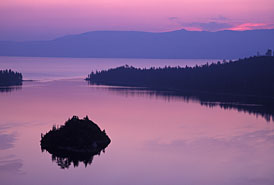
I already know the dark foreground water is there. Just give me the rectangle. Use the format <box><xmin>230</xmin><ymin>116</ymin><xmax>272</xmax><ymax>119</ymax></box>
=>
<box><xmin>0</xmin><ymin>57</ymin><xmax>274</xmax><ymax>185</ymax></box>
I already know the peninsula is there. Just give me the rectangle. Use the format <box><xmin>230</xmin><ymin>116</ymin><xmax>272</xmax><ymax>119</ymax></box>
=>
<box><xmin>86</xmin><ymin>56</ymin><xmax>274</xmax><ymax>97</ymax></box>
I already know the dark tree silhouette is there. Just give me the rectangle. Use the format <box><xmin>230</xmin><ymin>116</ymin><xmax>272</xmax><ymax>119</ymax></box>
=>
<box><xmin>86</xmin><ymin>56</ymin><xmax>274</xmax><ymax>97</ymax></box>
<box><xmin>0</xmin><ymin>69</ymin><xmax>23</xmax><ymax>86</ymax></box>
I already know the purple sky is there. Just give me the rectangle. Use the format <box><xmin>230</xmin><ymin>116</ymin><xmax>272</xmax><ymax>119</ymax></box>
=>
<box><xmin>0</xmin><ymin>0</ymin><xmax>274</xmax><ymax>41</ymax></box>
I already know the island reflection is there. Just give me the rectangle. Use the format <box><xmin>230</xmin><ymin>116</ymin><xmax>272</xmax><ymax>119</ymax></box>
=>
<box><xmin>0</xmin><ymin>86</ymin><xmax>22</xmax><ymax>93</ymax></box>
<box><xmin>43</xmin><ymin>147</ymin><xmax>107</xmax><ymax>169</ymax></box>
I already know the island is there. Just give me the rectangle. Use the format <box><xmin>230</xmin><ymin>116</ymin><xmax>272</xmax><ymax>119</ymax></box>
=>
<box><xmin>40</xmin><ymin>116</ymin><xmax>111</xmax><ymax>169</ymax></box>
<box><xmin>0</xmin><ymin>69</ymin><xmax>23</xmax><ymax>87</ymax></box>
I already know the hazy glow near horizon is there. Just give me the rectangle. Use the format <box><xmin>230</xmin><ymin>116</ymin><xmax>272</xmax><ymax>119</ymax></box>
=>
<box><xmin>0</xmin><ymin>0</ymin><xmax>274</xmax><ymax>40</ymax></box>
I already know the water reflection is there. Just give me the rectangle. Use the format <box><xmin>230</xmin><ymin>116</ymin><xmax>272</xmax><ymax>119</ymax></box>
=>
<box><xmin>201</xmin><ymin>102</ymin><xmax>274</xmax><ymax>122</ymax></box>
<box><xmin>42</xmin><ymin>146</ymin><xmax>107</xmax><ymax>169</ymax></box>
<box><xmin>93</xmin><ymin>86</ymin><xmax>274</xmax><ymax>122</ymax></box>
<box><xmin>1</xmin><ymin>79</ymin><xmax>274</xmax><ymax>185</ymax></box>
<box><xmin>0</xmin><ymin>157</ymin><xmax>23</xmax><ymax>174</ymax></box>
<box><xmin>0</xmin><ymin>86</ymin><xmax>22</xmax><ymax>93</ymax></box>
<box><xmin>146</xmin><ymin>129</ymin><xmax>274</xmax><ymax>152</ymax></box>
<box><xmin>0</xmin><ymin>133</ymin><xmax>16</xmax><ymax>150</ymax></box>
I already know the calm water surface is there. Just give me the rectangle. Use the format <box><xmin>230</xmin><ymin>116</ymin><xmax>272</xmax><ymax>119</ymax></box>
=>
<box><xmin>0</xmin><ymin>56</ymin><xmax>219</xmax><ymax>80</ymax></box>
<box><xmin>0</xmin><ymin>57</ymin><xmax>274</xmax><ymax>185</ymax></box>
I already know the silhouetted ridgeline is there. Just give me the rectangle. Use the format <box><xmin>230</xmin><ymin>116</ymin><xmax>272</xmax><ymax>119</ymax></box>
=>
<box><xmin>0</xmin><ymin>69</ymin><xmax>23</xmax><ymax>86</ymax></box>
<box><xmin>86</xmin><ymin>56</ymin><xmax>274</xmax><ymax>97</ymax></box>
<box><xmin>1</xmin><ymin>29</ymin><xmax>274</xmax><ymax>59</ymax></box>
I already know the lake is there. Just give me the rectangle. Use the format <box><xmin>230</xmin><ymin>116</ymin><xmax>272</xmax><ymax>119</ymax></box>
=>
<box><xmin>0</xmin><ymin>57</ymin><xmax>274</xmax><ymax>185</ymax></box>
<box><xmin>0</xmin><ymin>56</ymin><xmax>220</xmax><ymax>80</ymax></box>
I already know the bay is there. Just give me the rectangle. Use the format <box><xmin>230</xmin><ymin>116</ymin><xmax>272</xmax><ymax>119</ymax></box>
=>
<box><xmin>0</xmin><ymin>57</ymin><xmax>273</xmax><ymax>185</ymax></box>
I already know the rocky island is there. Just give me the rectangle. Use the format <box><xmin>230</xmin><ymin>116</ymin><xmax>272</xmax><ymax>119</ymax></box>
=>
<box><xmin>40</xmin><ymin>116</ymin><xmax>111</xmax><ymax>168</ymax></box>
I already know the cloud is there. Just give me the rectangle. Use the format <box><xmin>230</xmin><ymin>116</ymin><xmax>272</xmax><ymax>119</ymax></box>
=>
<box><xmin>182</xmin><ymin>21</ymin><xmax>233</xmax><ymax>32</ymax></box>
<box><xmin>168</xmin><ymin>15</ymin><xmax>274</xmax><ymax>32</ymax></box>
<box><xmin>168</xmin><ymin>17</ymin><xmax>179</xmax><ymax>21</ymax></box>
<box><xmin>168</xmin><ymin>15</ymin><xmax>233</xmax><ymax>31</ymax></box>
<box><xmin>230</xmin><ymin>23</ymin><xmax>274</xmax><ymax>31</ymax></box>
<box><xmin>168</xmin><ymin>17</ymin><xmax>232</xmax><ymax>31</ymax></box>
<box><xmin>211</xmin><ymin>15</ymin><xmax>228</xmax><ymax>21</ymax></box>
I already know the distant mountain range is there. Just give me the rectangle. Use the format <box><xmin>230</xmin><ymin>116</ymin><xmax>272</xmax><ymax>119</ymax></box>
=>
<box><xmin>0</xmin><ymin>29</ymin><xmax>273</xmax><ymax>59</ymax></box>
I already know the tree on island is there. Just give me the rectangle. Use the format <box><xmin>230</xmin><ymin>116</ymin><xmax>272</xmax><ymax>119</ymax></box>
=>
<box><xmin>0</xmin><ymin>69</ymin><xmax>23</xmax><ymax>86</ymax></box>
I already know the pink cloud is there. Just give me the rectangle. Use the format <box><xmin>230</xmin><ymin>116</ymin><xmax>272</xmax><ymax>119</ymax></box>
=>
<box><xmin>229</xmin><ymin>23</ymin><xmax>272</xmax><ymax>31</ymax></box>
<box><xmin>183</xmin><ymin>27</ymin><xmax>203</xmax><ymax>31</ymax></box>
<box><xmin>180</xmin><ymin>21</ymin><xmax>274</xmax><ymax>32</ymax></box>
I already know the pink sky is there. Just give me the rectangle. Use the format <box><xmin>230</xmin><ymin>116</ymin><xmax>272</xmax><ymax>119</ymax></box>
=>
<box><xmin>0</xmin><ymin>0</ymin><xmax>274</xmax><ymax>40</ymax></box>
